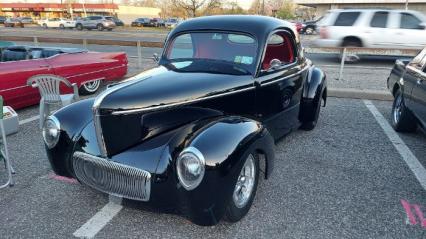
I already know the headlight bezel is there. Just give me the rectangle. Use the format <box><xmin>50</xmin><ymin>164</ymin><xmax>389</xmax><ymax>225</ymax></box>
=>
<box><xmin>42</xmin><ymin>116</ymin><xmax>61</xmax><ymax>149</ymax></box>
<box><xmin>176</xmin><ymin>146</ymin><xmax>205</xmax><ymax>191</ymax></box>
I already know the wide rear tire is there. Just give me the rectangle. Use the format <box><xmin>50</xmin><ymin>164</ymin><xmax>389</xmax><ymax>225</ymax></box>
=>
<box><xmin>391</xmin><ymin>89</ymin><xmax>417</xmax><ymax>132</ymax></box>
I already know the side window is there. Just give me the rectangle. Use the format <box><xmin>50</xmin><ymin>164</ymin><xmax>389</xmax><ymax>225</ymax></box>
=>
<box><xmin>400</xmin><ymin>13</ymin><xmax>422</xmax><ymax>29</ymax></box>
<box><xmin>261</xmin><ymin>32</ymin><xmax>295</xmax><ymax>71</ymax></box>
<box><xmin>370</xmin><ymin>11</ymin><xmax>389</xmax><ymax>28</ymax></box>
<box><xmin>168</xmin><ymin>34</ymin><xmax>194</xmax><ymax>59</ymax></box>
<box><xmin>334</xmin><ymin>12</ymin><xmax>361</xmax><ymax>26</ymax></box>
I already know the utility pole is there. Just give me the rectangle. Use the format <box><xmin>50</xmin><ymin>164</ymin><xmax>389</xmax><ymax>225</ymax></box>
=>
<box><xmin>405</xmin><ymin>0</ymin><xmax>409</xmax><ymax>10</ymax></box>
<box><xmin>262</xmin><ymin>0</ymin><xmax>265</xmax><ymax>15</ymax></box>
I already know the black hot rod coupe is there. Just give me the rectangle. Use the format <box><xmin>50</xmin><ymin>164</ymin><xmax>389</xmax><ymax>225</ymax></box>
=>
<box><xmin>43</xmin><ymin>15</ymin><xmax>327</xmax><ymax>225</ymax></box>
<box><xmin>388</xmin><ymin>47</ymin><xmax>426</xmax><ymax>132</ymax></box>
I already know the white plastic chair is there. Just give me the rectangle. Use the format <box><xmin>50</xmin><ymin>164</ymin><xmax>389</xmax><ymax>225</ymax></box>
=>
<box><xmin>27</xmin><ymin>75</ymin><xmax>79</xmax><ymax>129</ymax></box>
<box><xmin>0</xmin><ymin>96</ymin><xmax>14</xmax><ymax>188</ymax></box>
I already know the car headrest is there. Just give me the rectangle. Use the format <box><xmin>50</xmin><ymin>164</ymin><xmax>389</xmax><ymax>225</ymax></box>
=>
<box><xmin>1</xmin><ymin>49</ymin><xmax>28</xmax><ymax>62</ymax></box>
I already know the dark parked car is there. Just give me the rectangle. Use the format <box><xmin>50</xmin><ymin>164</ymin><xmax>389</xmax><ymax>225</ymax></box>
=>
<box><xmin>131</xmin><ymin>18</ymin><xmax>151</xmax><ymax>27</ymax></box>
<box><xmin>4</xmin><ymin>18</ymin><xmax>24</xmax><ymax>28</ymax></box>
<box><xmin>43</xmin><ymin>15</ymin><xmax>327</xmax><ymax>226</ymax></box>
<box><xmin>149</xmin><ymin>18</ymin><xmax>164</xmax><ymax>27</ymax></box>
<box><xmin>388</xmin><ymin>47</ymin><xmax>426</xmax><ymax>132</ymax></box>
<box><xmin>301</xmin><ymin>17</ymin><xmax>323</xmax><ymax>35</ymax></box>
<box><xmin>0</xmin><ymin>16</ymin><xmax>6</xmax><ymax>24</ymax></box>
<box><xmin>106</xmin><ymin>16</ymin><xmax>124</xmax><ymax>26</ymax></box>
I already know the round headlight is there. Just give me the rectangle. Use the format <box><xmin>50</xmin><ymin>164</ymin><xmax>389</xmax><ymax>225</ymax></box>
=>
<box><xmin>177</xmin><ymin>147</ymin><xmax>205</xmax><ymax>190</ymax></box>
<box><xmin>42</xmin><ymin>116</ymin><xmax>60</xmax><ymax>149</ymax></box>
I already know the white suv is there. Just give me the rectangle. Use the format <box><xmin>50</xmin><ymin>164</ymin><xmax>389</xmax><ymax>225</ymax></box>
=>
<box><xmin>316</xmin><ymin>9</ymin><xmax>426</xmax><ymax>50</ymax></box>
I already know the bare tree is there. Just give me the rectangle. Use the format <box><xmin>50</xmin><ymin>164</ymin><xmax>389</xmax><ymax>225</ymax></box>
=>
<box><xmin>171</xmin><ymin>0</ymin><xmax>220</xmax><ymax>17</ymax></box>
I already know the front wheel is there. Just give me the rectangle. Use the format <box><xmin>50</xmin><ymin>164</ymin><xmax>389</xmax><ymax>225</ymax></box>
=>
<box><xmin>97</xmin><ymin>24</ymin><xmax>104</xmax><ymax>31</ymax></box>
<box><xmin>76</xmin><ymin>24</ymin><xmax>83</xmax><ymax>30</ymax></box>
<box><xmin>59</xmin><ymin>24</ymin><xmax>65</xmax><ymax>29</ymax></box>
<box><xmin>43</xmin><ymin>23</ymin><xmax>48</xmax><ymax>29</ymax></box>
<box><xmin>79</xmin><ymin>80</ymin><xmax>101</xmax><ymax>95</ymax></box>
<box><xmin>391</xmin><ymin>89</ymin><xmax>417</xmax><ymax>132</ymax></box>
<box><xmin>225</xmin><ymin>153</ymin><xmax>259</xmax><ymax>222</ymax></box>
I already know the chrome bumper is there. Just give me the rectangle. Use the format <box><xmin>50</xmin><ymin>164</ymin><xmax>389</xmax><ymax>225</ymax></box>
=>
<box><xmin>73</xmin><ymin>151</ymin><xmax>151</xmax><ymax>201</ymax></box>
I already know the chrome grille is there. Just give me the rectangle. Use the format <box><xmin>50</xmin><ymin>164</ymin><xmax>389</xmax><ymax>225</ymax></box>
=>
<box><xmin>73</xmin><ymin>151</ymin><xmax>151</xmax><ymax>201</ymax></box>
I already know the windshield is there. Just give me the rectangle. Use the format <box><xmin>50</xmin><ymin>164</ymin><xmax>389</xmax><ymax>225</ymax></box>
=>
<box><xmin>164</xmin><ymin>32</ymin><xmax>258</xmax><ymax>75</ymax></box>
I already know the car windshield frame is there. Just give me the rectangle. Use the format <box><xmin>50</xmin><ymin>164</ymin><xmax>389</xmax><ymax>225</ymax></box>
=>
<box><xmin>162</xmin><ymin>30</ymin><xmax>259</xmax><ymax>76</ymax></box>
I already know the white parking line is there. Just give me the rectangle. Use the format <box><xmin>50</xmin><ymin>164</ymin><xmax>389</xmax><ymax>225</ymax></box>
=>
<box><xmin>364</xmin><ymin>100</ymin><xmax>426</xmax><ymax>191</ymax></box>
<box><xmin>18</xmin><ymin>115</ymin><xmax>40</xmax><ymax>125</ymax></box>
<box><xmin>73</xmin><ymin>196</ymin><xmax>123</xmax><ymax>239</ymax></box>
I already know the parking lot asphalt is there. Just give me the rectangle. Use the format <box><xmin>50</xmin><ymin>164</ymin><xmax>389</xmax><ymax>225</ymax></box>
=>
<box><xmin>1</xmin><ymin>97</ymin><xmax>426</xmax><ymax>238</ymax></box>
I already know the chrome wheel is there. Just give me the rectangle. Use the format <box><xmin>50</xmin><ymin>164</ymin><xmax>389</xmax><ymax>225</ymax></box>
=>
<box><xmin>83</xmin><ymin>80</ymin><xmax>101</xmax><ymax>93</ymax></box>
<box><xmin>305</xmin><ymin>27</ymin><xmax>314</xmax><ymax>35</ymax></box>
<box><xmin>393</xmin><ymin>94</ymin><xmax>403</xmax><ymax>124</ymax></box>
<box><xmin>233</xmin><ymin>154</ymin><xmax>256</xmax><ymax>209</ymax></box>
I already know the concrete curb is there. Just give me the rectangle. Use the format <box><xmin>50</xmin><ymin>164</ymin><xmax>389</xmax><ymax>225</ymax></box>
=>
<box><xmin>329</xmin><ymin>88</ymin><xmax>393</xmax><ymax>101</ymax></box>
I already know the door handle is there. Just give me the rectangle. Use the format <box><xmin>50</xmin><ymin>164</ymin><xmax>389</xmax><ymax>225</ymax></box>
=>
<box><xmin>396</xmin><ymin>32</ymin><xmax>404</xmax><ymax>35</ymax></box>
<box><xmin>39</xmin><ymin>64</ymin><xmax>50</xmax><ymax>68</ymax></box>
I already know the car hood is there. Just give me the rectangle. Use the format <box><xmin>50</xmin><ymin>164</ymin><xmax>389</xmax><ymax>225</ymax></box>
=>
<box><xmin>97</xmin><ymin>65</ymin><xmax>254</xmax><ymax>114</ymax></box>
<box><xmin>94</xmin><ymin>65</ymin><xmax>254</xmax><ymax>157</ymax></box>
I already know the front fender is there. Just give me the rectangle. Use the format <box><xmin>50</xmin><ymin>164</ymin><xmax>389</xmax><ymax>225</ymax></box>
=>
<box><xmin>155</xmin><ymin>116</ymin><xmax>274</xmax><ymax>225</ymax></box>
<box><xmin>46</xmin><ymin>98</ymin><xmax>94</xmax><ymax>176</ymax></box>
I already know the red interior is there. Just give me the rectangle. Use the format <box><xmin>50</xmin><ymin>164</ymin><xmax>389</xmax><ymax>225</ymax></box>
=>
<box><xmin>262</xmin><ymin>34</ymin><xmax>294</xmax><ymax>70</ymax></box>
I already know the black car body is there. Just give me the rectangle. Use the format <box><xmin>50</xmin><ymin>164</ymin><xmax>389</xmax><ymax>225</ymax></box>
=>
<box><xmin>388</xmin><ymin>47</ymin><xmax>426</xmax><ymax>132</ymax></box>
<box><xmin>131</xmin><ymin>18</ymin><xmax>151</xmax><ymax>27</ymax></box>
<box><xmin>43</xmin><ymin>15</ymin><xmax>327</xmax><ymax>226</ymax></box>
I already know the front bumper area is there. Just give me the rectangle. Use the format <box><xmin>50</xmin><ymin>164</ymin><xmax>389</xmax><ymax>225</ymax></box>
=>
<box><xmin>73</xmin><ymin>151</ymin><xmax>151</xmax><ymax>201</ymax></box>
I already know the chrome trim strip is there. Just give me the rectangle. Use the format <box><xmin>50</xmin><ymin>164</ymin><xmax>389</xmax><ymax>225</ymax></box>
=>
<box><xmin>110</xmin><ymin>85</ymin><xmax>256</xmax><ymax>115</ymax></box>
<box><xmin>109</xmin><ymin>63</ymin><xmax>310</xmax><ymax>116</ymax></box>
<box><xmin>92</xmin><ymin>72</ymin><xmax>154</xmax><ymax>157</ymax></box>
<box><xmin>0</xmin><ymin>85</ymin><xmax>28</xmax><ymax>93</ymax></box>
<box><xmin>67</xmin><ymin>65</ymin><xmax>126</xmax><ymax>79</ymax></box>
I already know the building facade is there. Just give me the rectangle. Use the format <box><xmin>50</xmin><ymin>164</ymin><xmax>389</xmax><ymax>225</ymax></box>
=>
<box><xmin>0</xmin><ymin>3</ymin><xmax>161</xmax><ymax>23</ymax></box>
<box><xmin>295</xmin><ymin>0</ymin><xmax>426</xmax><ymax>18</ymax></box>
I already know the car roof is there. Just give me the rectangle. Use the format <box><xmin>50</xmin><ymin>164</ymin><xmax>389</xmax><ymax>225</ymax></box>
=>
<box><xmin>171</xmin><ymin>15</ymin><xmax>296</xmax><ymax>41</ymax></box>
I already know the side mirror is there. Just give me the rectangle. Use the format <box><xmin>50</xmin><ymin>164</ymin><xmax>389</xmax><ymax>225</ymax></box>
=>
<box><xmin>153</xmin><ymin>53</ymin><xmax>159</xmax><ymax>63</ymax></box>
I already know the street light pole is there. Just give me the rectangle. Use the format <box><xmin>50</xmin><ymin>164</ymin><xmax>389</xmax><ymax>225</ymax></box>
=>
<box><xmin>405</xmin><ymin>0</ymin><xmax>409</xmax><ymax>10</ymax></box>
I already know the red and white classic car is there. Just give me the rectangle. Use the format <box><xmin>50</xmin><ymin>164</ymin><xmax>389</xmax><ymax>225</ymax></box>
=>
<box><xmin>0</xmin><ymin>46</ymin><xmax>128</xmax><ymax>109</ymax></box>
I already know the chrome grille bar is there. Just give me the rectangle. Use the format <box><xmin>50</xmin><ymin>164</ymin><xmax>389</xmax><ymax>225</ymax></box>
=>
<box><xmin>73</xmin><ymin>151</ymin><xmax>151</xmax><ymax>201</ymax></box>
